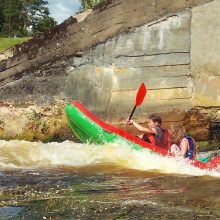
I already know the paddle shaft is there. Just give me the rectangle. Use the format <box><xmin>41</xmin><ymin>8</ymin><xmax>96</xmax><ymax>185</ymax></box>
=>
<box><xmin>124</xmin><ymin>83</ymin><xmax>147</xmax><ymax>131</ymax></box>
<box><xmin>123</xmin><ymin>106</ymin><xmax>136</xmax><ymax>131</ymax></box>
<box><xmin>128</xmin><ymin>106</ymin><xmax>136</xmax><ymax>121</ymax></box>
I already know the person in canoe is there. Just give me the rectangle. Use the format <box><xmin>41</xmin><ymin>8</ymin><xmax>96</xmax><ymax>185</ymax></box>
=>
<box><xmin>127</xmin><ymin>114</ymin><xmax>170</xmax><ymax>148</ymax></box>
<box><xmin>170</xmin><ymin>124</ymin><xmax>197</xmax><ymax>159</ymax></box>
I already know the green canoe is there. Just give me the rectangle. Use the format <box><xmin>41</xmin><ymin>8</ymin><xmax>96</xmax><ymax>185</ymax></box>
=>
<box><xmin>65</xmin><ymin>101</ymin><xmax>220</xmax><ymax>171</ymax></box>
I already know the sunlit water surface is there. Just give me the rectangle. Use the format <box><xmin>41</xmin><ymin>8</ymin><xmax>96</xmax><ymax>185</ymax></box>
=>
<box><xmin>0</xmin><ymin>140</ymin><xmax>219</xmax><ymax>219</ymax></box>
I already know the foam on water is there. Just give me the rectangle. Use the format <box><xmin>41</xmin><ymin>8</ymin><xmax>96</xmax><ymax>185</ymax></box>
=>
<box><xmin>0</xmin><ymin>140</ymin><xmax>219</xmax><ymax>177</ymax></box>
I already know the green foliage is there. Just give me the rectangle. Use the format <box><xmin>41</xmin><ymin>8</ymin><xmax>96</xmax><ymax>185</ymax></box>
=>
<box><xmin>0</xmin><ymin>0</ymin><xmax>5</xmax><ymax>32</ymax></box>
<box><xmin>197</xmin><ymin>140</ymin><xmax>220</xmax><ymax>152</ymax></box>
<box><xmin>80</xmin><ymin>0</ymin><xmax>105</xmax><ymax>10</ymax></box>
<box><xmin>2</xmin><ymin>0</ymin><xmax>22</xmax><ymax>37</ymax></box>
<box><xmin>0</xmin><ymin>0</ymin><xmax>57</xmax><ymax>37</ymax></box>
<box><xmin>31</xmin><ymin>14</ymin><xmax>57</xmax><ymax>35</ymax></box>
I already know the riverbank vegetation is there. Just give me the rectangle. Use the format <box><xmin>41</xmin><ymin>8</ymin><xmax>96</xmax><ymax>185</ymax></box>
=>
<box><xmin>80</xmin><ymin>0</ymin><xmax>105</xmax><ymax>10</ymax></box>
<box><xmin>0</xmin><ymin>0</ymin><xmax>57</xmax><ymax>38</ymax></box>
<box><xmin>0</xmin><ymin>0</ymin><xmax>106</xmax><ymax>52</ymax></box>
<box><xmin>0</xmin><ymin>0</ymin><xmax>106</xmax><ymax>39</ymax></box>
<box><xmin>0</xmin><ymin>37</ymin><xmax>31</xmax><ymax>52</ymax></box>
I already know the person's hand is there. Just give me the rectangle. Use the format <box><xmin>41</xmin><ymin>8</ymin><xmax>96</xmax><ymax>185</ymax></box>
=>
<box><xmin>127</xmin><ymin>118</ymin><xmax>133</xmax><ymax>125</ymax></box>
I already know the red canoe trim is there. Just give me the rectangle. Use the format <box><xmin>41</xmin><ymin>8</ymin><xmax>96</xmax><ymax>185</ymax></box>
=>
<box><xmin>71</xmin><ymin>101</ymin><xmax>167</xmax><ymax>156</ymax></box>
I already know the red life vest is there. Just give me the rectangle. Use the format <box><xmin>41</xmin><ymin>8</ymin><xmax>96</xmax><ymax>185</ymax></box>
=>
<box><xmin>146</xmin><ymin>128</ymin><xmax>171</xmax><ymax>150</ymax></box>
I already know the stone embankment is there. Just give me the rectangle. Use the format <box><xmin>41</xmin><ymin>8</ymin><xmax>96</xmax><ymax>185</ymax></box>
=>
<box><xmin>0</xmin><ymin>0</ymin><xmax>220</xmax><ymax>142</ymax></box>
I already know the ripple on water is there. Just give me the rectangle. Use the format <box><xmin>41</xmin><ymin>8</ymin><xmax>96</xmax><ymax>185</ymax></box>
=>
<box><xmin>0</xmin><ymin>206</ymin><xmax>23</xmax><ymax>219</ymax></box>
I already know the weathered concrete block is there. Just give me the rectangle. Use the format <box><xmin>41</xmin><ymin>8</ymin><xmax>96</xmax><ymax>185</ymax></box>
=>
<box><xmin>123</xmin><ymin>65</ymin><xmax>190</xmax><ymax>78</ymax></box>
<box><xmin>113</xmin><ymin>11</ymin><xmax>191</xmax><ymax>57</ymax></box>
<box><xmin>191</xmin><ymin>0</ymin><xmax>220</xmax><ymax>106</ymax></box>
<box><xmin>112</xmin><ymin>67</ymin><xmax>190</xmax><ymax>90</ymax></box>
<box><xmin>107</xmin><ymin>87</ymin><xmax>192</xmax><ymax>115</ymax></box>
<box><xmin>64</xmin><ymin>65</ymin><xmax>114</xmax><ymax>113</ymax></box>
<box><xmin>114</xmin><ymin>52</ymin><xmax>190</xmax><ymax>67</ymax></box>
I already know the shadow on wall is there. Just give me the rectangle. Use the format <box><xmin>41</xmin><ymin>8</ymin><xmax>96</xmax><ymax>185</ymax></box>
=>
<box><xmin>209</xmin><ymin>122</ymin><xmax>220</xmax><ymax>142</ymax></box>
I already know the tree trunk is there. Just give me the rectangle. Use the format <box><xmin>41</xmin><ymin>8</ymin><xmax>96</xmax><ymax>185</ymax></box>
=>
<box><xmin>8</xmin><ymin>17</ymin><xmax>11</xmax><ymax>37</ymax></box>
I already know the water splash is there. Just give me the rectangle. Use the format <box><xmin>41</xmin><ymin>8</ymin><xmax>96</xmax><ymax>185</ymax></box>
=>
<box><xmin>0</xmin><ymin>140</ymin><xmax>219</xmax><ymax>177</ymax></box>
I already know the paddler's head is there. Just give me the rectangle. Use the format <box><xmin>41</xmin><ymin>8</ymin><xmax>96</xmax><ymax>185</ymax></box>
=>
<box><xmin>170</xmin><ymin>124</ymin><xmax>185</xmax><ymax>145</ymax></box>
<box><xmin>147</xmin><ymin>114</ymin><xmax>162</xmax><ymax>128</ymax></box>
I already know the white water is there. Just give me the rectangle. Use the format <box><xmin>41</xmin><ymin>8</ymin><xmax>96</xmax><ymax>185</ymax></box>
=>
<box><xmin>0</xmin><ymin>140</ymin><xmax>219</xmax><ymax>177</ymax></box>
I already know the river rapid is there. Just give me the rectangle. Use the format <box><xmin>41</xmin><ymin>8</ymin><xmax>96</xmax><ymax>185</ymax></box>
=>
<box><xmin>0</xmin><ymin>140</ymin><xmax>220</xmax><ymax>219</ymax></box>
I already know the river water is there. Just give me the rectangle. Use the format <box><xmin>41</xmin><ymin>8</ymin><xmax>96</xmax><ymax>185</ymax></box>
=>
<box><xmin>0</xmin><ymin>140</ymin><xmax>219</xmax><ymax>219</ymax></box>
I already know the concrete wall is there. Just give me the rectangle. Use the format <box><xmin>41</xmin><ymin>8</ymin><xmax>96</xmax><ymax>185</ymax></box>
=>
<box><xmin>0</xmin><ymin>0</ymin><xmax>212</xmax><ymax>88</ymax></box>
<box><xmin>64</xmin><ymin>10</ymin><xmax>192</xmax><ymax>119</ymax></box>
<box><xmin>0</xmin><ymin>0</ymin><xmax>220</xmax><ymax>141</ymax></box>
<box><xmin>191</xmin><ymin>0</ymin><xmax>220</xmax><ymax>106</ymax></box>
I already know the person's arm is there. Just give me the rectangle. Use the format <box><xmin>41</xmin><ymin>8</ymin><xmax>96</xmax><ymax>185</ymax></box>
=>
<box><xmin>128</xmin><ymin>119</ymin><xmax>156</xmax><ymax>134</ymax></box>
<box><xmin>175</xmin><ymin>139</ymin><xmax>188</xmax><ymax>157</ymax></box>
<box><xmin>180</xmin><ymin>139</ymin><xmax>189</xmax><ymax>156</ymax></box>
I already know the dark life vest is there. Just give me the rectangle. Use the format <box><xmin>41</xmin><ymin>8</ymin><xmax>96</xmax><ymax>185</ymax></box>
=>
<box><xmin>142</xmin><ymin>128</ymin><xmax>171</xmax><ymax>150</ymax></box>
<box><xmin>184</xmin><ymin>135</ymin><xmax>196</xmax><ymax>159</ymax></box>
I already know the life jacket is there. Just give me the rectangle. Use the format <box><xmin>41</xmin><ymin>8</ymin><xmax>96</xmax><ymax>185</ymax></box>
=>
<box><xmin>162</xmin><ymin>129</ymin><xmax>172</xmax><ymax>150</ymax></box>
<box><xmin>184</xmin><ymin>135</ymin><xmax>197</xmax><ymax>159</ymax></box>
<box><xmin>145</xmin><ymin>128</ymin><xmax>171</xmax><ymax>150</ymax></box>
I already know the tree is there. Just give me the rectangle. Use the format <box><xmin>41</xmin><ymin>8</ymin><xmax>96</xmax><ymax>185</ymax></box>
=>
<box><xmin>31</xmin><ymin>8</ymin><xmax>57</xmax><ymax>35</ymax></box>
<box><xmin>2</xmin><ymin>0</ymin><xmax>21</xmax><ymax>37</ymax></box>
<box><xmin>0</xmin><ymin>0</ymin><xmax>4</xmax><ymax>33</ymax></box>
<box><xmin>0</xmin><ymin>0</ymin><xmax>57</xmax><ymax>37</ymax></box>
<box><xmin>20</xmin><ymin>0</ymin><xmax>56</xmax><ymax>36</ymax></box>
<box><xmin>80</xmin><ymin>0</ymin><xmax>105</xmax><ymax>10</ymax></box>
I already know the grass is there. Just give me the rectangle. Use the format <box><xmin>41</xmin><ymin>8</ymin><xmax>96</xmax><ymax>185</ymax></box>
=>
<box><xmin>0</xmin><ymin>37</ymin><xmax>31</xmax><ymax>52</ymax></box>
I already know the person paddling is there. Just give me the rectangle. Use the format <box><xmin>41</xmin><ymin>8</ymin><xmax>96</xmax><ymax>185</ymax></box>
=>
<box><xmin>127</xmin><ymin>114</ymin><xmax>165</xmax><ymax>147</ymax></box>
<box><xmin>170</xmin><ymin>125</ymin><xmax>197</xmax><ymax>159</ymax></box>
